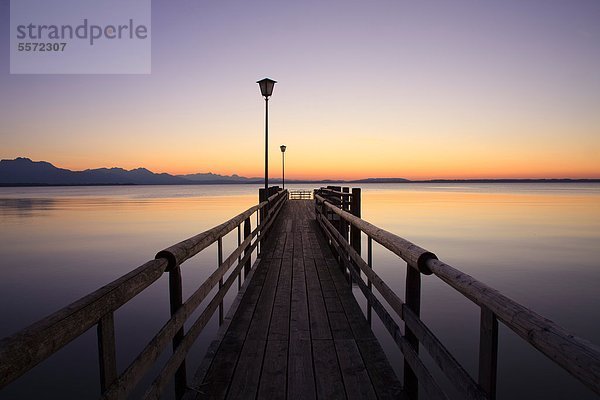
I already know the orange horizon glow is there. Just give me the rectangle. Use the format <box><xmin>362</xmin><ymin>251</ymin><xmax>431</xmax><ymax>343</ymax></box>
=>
<box><xmin>9</xmin><ymin>155</ymin><xmax>598</xmax><ymax>181</ymax></box>
<box><xmin>5</xmin><ymin>100</ymin><xmax>598</xmax><ymax>181</ymax></box>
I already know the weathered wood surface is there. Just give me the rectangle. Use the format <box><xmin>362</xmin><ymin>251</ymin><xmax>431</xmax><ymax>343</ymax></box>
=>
<box><xmin>187</xmin><ymin>200</ymin><xmax>405</xmax><ymax>400</ymax></box>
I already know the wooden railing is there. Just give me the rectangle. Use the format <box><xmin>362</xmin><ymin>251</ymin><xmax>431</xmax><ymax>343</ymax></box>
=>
<box><xmin>0</xmin><ymin>188</ymin><xmax>288</xmax><ymax>399</ymax></box>
<box><xmin>314</xmin><ymin>187</ymin><xmax>600</xmax><ymax>400</ymax></box>
<box><xmin>289</xmin><ymin>189</ymin><xmax>312</xmax><ymax>200</ymax></box>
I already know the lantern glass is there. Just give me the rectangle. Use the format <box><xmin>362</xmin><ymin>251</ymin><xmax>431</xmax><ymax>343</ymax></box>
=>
<box><xmin>280</xmin><ymin>145</ymin><xmax>286</xmax><ymax>153</ymax></box>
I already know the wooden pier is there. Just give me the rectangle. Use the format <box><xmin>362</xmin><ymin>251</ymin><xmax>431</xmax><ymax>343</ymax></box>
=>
<box><xmin>1</xmin><ymin>187</ymin><xmax>599</xmax><ymax>400</ymax></box>
<box><xmin>187</xmin><ymin>200</ymin><xmax>403</xmax><ymax>399</ymax></box>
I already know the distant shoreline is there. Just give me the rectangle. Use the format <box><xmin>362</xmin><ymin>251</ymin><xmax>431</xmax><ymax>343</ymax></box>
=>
<box><xmin>3</xmin><ymin>158</ymin><xmax>599</xmax><ymax>187</ymax></box>
<box><xmin>2</xmin><ymin>179</ymin><xmax>599</xmax><ymax>188</ymax></box>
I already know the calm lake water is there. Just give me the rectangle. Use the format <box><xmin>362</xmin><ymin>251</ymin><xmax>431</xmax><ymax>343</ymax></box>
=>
<box><xmin>0</xmin><ymin>183</ymin><xmax>599</xmax><ymax>399</ymax></box>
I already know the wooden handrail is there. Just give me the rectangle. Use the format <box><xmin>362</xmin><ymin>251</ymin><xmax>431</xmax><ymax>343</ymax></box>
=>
<box><xmin>267</xmin><ymin>190</ymin><xmax>283</xmax><ymax>203</ymax></box>
<box><xmin>0</xmin><ymin>258</ymin><xmax>169</xmax><ymax>387</ymax></box>
<box><xmin>156</xmin><ymin>190</ymin><xmax>287</xmax><ymax>270</ymax></box>
<box><xmin>315</xmin><ymin>192</ymin><xmax>600</xmax><ymax>396</ymax></box>
<box><xmin>425</xmin><ymin>257</ymin><xmax>600</xmax><ymax>395</ymax></box>
<box><xmin>0</xmin><ymin>189</ymin><xmax>288</xmax><ymax>398</ymax></box>
<box><xmin>156</xmin><ymin>203</ymin><xmax>264</xmax><ymax>269</ymax></box>
<box><xmin>316</xmin><ymin>194</ymin><xmax>436</xmax><ymax>272</ymax></box>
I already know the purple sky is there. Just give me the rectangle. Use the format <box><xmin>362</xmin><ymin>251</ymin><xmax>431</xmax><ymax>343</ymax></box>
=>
<box><xmin>1</xmin><ymin>0</ymin><xmax>599</xmax><ymax>179</ymax></box>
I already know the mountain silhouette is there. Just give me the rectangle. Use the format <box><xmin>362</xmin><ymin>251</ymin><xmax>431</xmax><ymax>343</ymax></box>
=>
<box><xmin>0</xmin><ymin>158</ymin><xmax>238</xmax><ymax>185</ymax></box>
<box><xmin>2</xmin><ymin>157</ymin><xmax>589</xmax><ymax>186</ymax></box>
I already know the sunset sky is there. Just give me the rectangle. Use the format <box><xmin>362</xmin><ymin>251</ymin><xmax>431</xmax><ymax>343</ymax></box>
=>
<box><xmin>1</xmin><ymin>0</ymin><xmax>599</xmax><ymax>180</ymax></box>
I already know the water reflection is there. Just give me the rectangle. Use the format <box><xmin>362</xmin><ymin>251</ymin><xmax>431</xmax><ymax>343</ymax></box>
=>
<box><xmin>0</xmin><ymin>183</ymin><xmax>598</xmax><ymax>399</ymax></box>
<box><xmin>0</xmin><ymin>198</ymin><xmax>56</xmax><ymax>218</ymax></box>
<box><xmin>0</xmin><ymin>185</ymin><xmax>263</xmax><ymax>400</ymax></box>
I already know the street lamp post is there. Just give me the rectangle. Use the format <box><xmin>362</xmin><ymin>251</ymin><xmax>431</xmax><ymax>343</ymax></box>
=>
<box><xmin>280</xmin><ymin>145</ymin><xmax>287</xmax><ymax>189</ymax></box>
<box><xmin>257</xmin><ymin>78</ymin><xmax>277</xmax><ymax>194</ymax></box>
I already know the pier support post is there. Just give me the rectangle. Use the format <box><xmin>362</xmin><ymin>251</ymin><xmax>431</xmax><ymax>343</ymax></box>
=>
<box><xmin>479</xmin><ymin>306</ymin><xmax>498</xmax><ymax>399</ymax></box>
<box><xmin>97</xmin><ymin>312</ymin><xmax>117</xmax><ymax>393</ymax></box>
<box><xmin>169</xmin><ymin>265</ymin><xmax>187</xmax><ymax>399</ymax></box>
<box><xmin>404</xmin><ymin>265</ymin><xmax>421</xmax><ymax>400</ymax></box>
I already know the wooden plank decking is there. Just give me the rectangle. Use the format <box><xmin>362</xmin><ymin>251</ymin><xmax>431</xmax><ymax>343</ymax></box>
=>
<box><xmin>187</xmin><ymin>200</ymin><xmax>404</xmax><ymax>400</ymax></box>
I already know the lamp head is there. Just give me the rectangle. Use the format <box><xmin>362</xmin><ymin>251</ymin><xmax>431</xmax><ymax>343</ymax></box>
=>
<box><xmin>257</xmin><ymin>78</ymin><xmax>277</xmax><ymax>98</ymax></box>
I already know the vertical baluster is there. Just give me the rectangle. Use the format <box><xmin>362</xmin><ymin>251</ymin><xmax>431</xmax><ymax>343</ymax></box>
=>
<box><xmin>97</xmin><ymin>312</ymin><xmax>117</xmax><ymax>394</ymax></box>
<box><xmin>256</xmin><ymin>211</ymin><xmax>260</xmax><ymax>255</ymax></box>
<box><xmin>237</xmin><ymin>225</ymin><xmax>242</xmax><ymax>289</ymax></box>
<box><xmin>404</xmin><ymin>265</ymin><xmax>421</xmax><ymax>400</ymax></box>
<box><xmin>169</xmin><ymin>265</ymin><xmax>187</xmax><ymax>399</ymax></box>
<box><xmin>350</xmin><ymin>187</ymin><xmax>361</xmax><ymax>287</ymax></box>
<box><xmin>218</xmin><ymin>237</ymin><xmax>224</xmax><ymax>325</ymax></box>
<box><xmin>479</xmin><ymin>306</ymin><xmax>499</xmax><ymax>399</ymax></box>
<box><xmin>350</xmin><ymin>188</ymin><xmax>361</xmax><ymax>255</ymax></box>
<box><xmin>333</xmin><ymin>186</ymin><xmax>342</xmax><ymax>234</ymax></box>
<box><xmin>332</xmin><ymin>186</ymin><xmax>345</xmax><ymax>277</ymax></box>
<box><xmin>345</xmin><ymin>186</ymin><xmax>352</xmax><ymax>287</ymax></box>
<box><xmin>367</xmin><ymin>237</ymin><xmax>373</xmax><ymax>326</ymax></box>
<box><xmin>259</xmin><ymin>188</ymin><xmax>267</xmax><ymax>248</ymax></box>
<box><xmin>342</xmin><ymin>187</ymin><xmax>350</xmax><ymax>242</ymax></box>
<box><xmin>244</xmin><ymin>217</ymin><xmax>251</xmax><ymax>278</ymax></box>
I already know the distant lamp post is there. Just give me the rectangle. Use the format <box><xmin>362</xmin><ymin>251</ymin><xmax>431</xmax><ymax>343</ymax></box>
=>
<box><xmin>257</xmin><ymin>78</ymin><xmax>277</xmax><ymax>193</ymax></box>
<box><xmin>280</xmin><ymin>145</ymin><xmax>287</xmax><ymax>189</ymax></box>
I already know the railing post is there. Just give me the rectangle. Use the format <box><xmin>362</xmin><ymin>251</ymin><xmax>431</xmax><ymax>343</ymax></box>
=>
<box><xmin>259</xmin><ymin>188</ymin><xmax>268</xmax><ymax>248</ymax></box>
<box><xmin>404</xmin><ymin>265</ymin><xmax>421</xmax><ymax>400</ymax></box>
<box><xmin>329</xmin><ymin>186</ymin><xmax>344</xmax><ymax>274</ymax></box>
<box><xmin>169</xmin><ymin>265</ymin><xmax>187</xmax><ymax>399</ymax></box>
<box><xmin>218</xmin><ymin>237</ymin><xmax>224</xmax><ymax>326</ymax></box>
<box><xmin>244</xmin><ymin>217</ymin><xmax>251</xmax><ymax>278</ymax></box>
<box><xmin>237</xmin><ymin>225</ymin><xmax>242</xmax><ymax>289</ymax></box>
<box><xmin>332</xmin><ymin>186</ymin><xmax>342</xmax><ymax>234</ymax></box>
<box><xmin>350</xmin><ymin>188</ymin><xmax>361</xmax><ymax>255</ymax></box>
<box><xmin>256</xmin><ymin>211</ymin><xmax>260</xmax><ymax>254</ymax></box>
<box><xmin>479</xmin><ymin>306</ymin><xmax>499</xmax><ymax>399</ymax></box>
<box><xmin>342</xmin><ymin>187</ymin><xmax>350</xmax><ymax>242</ymax></box>
<box><xmin>97</xmin><ymin>312</ymin><xmax>117</xmax><ymax>394</ymax></box>
<box><xmin>366</xmin><ymin>236</ymin><xmax>372</xmax><ymax>326</ymax></box>
<box><xmin>315</xmin><ymin>191</ymin><xmax>324</xmax><ymax>231</ymax></box>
